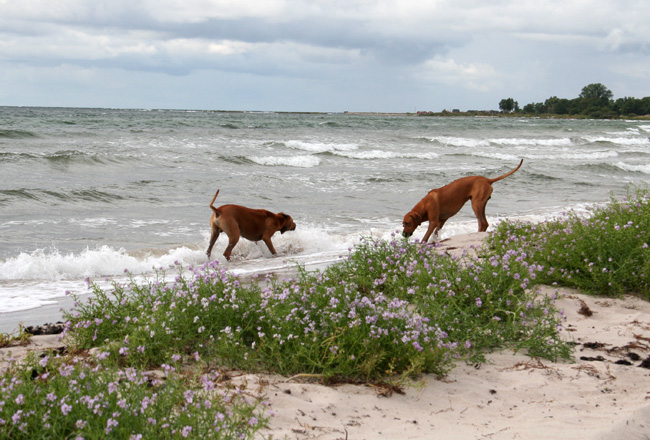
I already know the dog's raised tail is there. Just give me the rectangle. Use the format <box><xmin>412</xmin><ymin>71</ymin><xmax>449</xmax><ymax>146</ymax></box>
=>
<box><xmin>488</xmin><ymin>159</ymin><xmax>523</xmax><ymax>184</ymax></box>
<box><xmin>209</xmin><ymin>189</ymin><xmax>220</xmax><ymax>215</ymax></box>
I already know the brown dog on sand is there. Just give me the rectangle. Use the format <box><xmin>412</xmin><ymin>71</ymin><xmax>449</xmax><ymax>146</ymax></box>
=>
<box><xmin>402</xmin><ymin>159</ymin><xmax>523</xmax><ymax>242</ymax></box>
<box><xmin>206</xmin><ymin>190</ymin><xmax>296</xmax><ymax>261</ymax></box>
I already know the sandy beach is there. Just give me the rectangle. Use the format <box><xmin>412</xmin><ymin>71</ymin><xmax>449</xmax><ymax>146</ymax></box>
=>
<box><xmin>2</xmin><ymin>233</ymin><xmax>650</xmax><ymax>439</ymax></box>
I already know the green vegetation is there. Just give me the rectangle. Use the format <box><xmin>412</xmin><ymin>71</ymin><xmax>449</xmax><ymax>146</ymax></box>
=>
<box><xmin>1</xmin><ymin>353</ymin><xmax>266</xmax><ymax>439</ymax></box>
<box><xmin>489</xmin><ymin>186</ymin><xmax>650</xmax><ymax>299</ymax></box>
<box><xmin>3</xmin><ymin>188</ymin><xmax>650</xmax><ymax>438</ymax></box>
<box><xmin>508</xmin><ymin>83</ymin><xmax>650</xmax><ymax>119</ymax></box>
<box><xmin>0</xmin><ymin>325</ymin><xmax>31</xmax><ymax>348</ymax></box>
<box><xmin>499</xmin><ymin>98</ymin><xmax>520</xmax><ymax>113</ymax></box>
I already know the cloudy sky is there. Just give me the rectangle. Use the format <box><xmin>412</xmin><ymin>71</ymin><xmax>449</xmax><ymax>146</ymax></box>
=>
<box><xmin>1</xmin><ymin>0</ymin><xmax>648</xmax><ymax>112</ymax></box>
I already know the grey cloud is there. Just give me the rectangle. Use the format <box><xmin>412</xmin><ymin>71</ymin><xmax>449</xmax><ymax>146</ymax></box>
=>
<box><xmin>2</xmin><ymin>0</ymin><xmax>650</xmax><ymax>111</ymax></box>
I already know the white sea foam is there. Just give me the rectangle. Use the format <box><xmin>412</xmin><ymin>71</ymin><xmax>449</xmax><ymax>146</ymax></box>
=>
<box><xmin>285</xmin><ymin>140</ymin><xmax>358</xmax><ymax>153</ymax></box>
<box><xmin>69</xmin><ymin>217</ymin><xmax>118</xmax><ymax>228</ymax></box>
<box><xmin>130</xmin><ymin>219</ymin><xmax>171</xmax><ymax>228</ymax></box>
<box><xmin>0</xmin><ymin>245</ymin><xmax>205</xmax><ymax>281</ymax></box>
<box><xmin>248</xmin><ymin>155</ymin><xmax>321</xmax><ymax>167</ymax></box>
<box><xmin>431</xmin><ymin>136</ymin><xmax>575</xmax><ymax>148</ymax></box>
<box><xmin>0</xmin><ymin>279</ymin><xmax>87</xmax><ymax>313</ymax></box>
<box><xmin>0</xmin><ymin>225</ymin><xmax>351</xmax><ymax>290</ymax></box>
<box><xmin>637</xmin><ymin>125</ymin><xmax>650</xmax><ymax>133</ymax></box>
<box><xmin>467</xmin><ymin>151</ymin><xmax>522</xmax><ymax>161</ymax></box>
<box><xmin>0</xmin><ymin>225</ymin><xmax>358</xmax><ymax>313</ymax></box>
<box><xmin>431</xmin><ymin>136</ymin><xmax>490</xmax><ymax>148</ymax></box>
<box><xmin>489</xmin><ymin>137</ymin><xmax>573</xmax><ymax>147</ymax></box>
<box><xmin>582</xmin><ymin>136</ymin><xmax>650</xmax><ymax>146</ymax></box>
<box><xmin>523</xmin><ymin>150</ymin><xmax>619</xmax><ymax>160</ymax></box>
<box><xmin>613</xmin><ymin>162</ymin><xmax>650</xmax><ymax>174</ymax></box>
<box><xmin>333</xmin><ymin>150</ymin><xmax>439</xmax><ymax>160</ymax></box>
<box><xmin>605</xmin><ymin>129</ymin><xmax>640</xmax><ymax>136</ymax></box>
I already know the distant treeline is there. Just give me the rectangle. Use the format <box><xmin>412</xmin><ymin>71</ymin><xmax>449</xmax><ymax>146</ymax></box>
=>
<box><xmin>499</xmin><ymin>83</ymin><xmax>650</xmax><ymax>119</ymax></box>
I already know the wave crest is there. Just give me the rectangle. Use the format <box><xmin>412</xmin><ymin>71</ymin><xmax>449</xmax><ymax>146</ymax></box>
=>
<box><xmin>248</xmin><ymin>155</ymin><xmax>321</xmax><ymax>168</ymax></box>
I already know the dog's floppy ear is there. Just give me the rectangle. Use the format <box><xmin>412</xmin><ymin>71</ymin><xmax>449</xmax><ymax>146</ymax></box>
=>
<box><xmin>409</xmin><ymin>212</ymin><xmax>422</xmax><ymax>226</ymax></box>
<box><xmin>278</xmin><ymin>213</ymin><xmax>295</xmax><ymax>234</ymax></box>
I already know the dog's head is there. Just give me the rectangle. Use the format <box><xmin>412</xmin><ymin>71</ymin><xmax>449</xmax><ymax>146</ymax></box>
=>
<box><xmin>402</xmin><ymin>212</ymin><xmax>422</xmax><ymax>238</ymax></box>
<box><xmin>278</xmin><ymin>213</ymin><xmax>297</xmax><ymax>234</ymax></box>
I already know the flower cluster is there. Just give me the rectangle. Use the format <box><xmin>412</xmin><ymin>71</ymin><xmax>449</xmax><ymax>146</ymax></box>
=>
<box><xmin>0</xmin><ymin>352</ymin><xmax>265</xmax><ymax>439</ymax></box>
<box><xmin>490</xmin><ymin>185</ymin><xmax>650</xmax><ymax>298</ymax></box>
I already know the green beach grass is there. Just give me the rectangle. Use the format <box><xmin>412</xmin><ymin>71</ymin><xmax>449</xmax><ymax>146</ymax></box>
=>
<box><xmin>2</xmin><ymin>187</ymin><xmax>649</xmax><ymax>439</ymax></box>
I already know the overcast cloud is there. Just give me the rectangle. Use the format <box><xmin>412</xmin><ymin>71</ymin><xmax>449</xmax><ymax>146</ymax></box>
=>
<box><xmin>1</xmin><ymin>0</ymin><xmax>649</xmax><ymax>112</ymax></box>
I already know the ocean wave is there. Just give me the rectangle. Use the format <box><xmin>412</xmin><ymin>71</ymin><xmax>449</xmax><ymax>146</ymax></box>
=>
<box><xmin>0</xmin><ymin>224</ymin><xmax>345</xmax><ymax>283</ymax></box>
<box><xmin>613</xmin><ymin>162</ymin><xmax>650</xmax><ymax>174</ymax></box>
<box><xmin>0</xmin><ymin>188</ymin><xmax>128</xmax><ymax>206</ymax></box>
<box><xmin>638</xmin><ymin>125</ymin><xmax>650</xmax><ymax>133</ymax></box>
<box><xmin>285</xmin><ymin>140</ymin><xmax>358</xmax><ymax>153</ymax></box>
<box><xmin>489</xmin><ymin>137</ymin><xmax>573</xmax><ymax>147</ymax></box>
<box><xmin>582</xmin><ymin>136</ymin><xmax>650</xmax><ymax>146</ymax></box>
<box><xmin>248</xmin><ymin>155</ymin><xmax>321</xmax><ymax>168</ymax></box>
<box><xmin>0</xmin><ymin>152</ymin><xmax>34</xmax><ymax>163</ymax></box>
<box><xmin>431</xmin><ymin>136</ymin><xmax>574</xmax><ymax>148</ymax></box>
<box><xmin>0</xmin><ymin>149</ymin><xmax>137</xmax><ymax>166</ymax></box>
<box><xmin>467</xmin><ymin>149</ymin><xmax>618</xmax><ymax>162</ymax></box>
<box><xmin>0</xmin><ymin>129</ymin><xmax>38</xmax><ymax>139</ymax></box>
<box><xmin>605</xmin><ymin>128</ymin><xmax>641</xmax><ymax>136</ymax></box>
<box><xmin>69</xmin><ymin>217</ymin><xmax>119</xmax><ymax>228</ymax></box>
<box><xmin>44</xmin><ymin>150</ymin><xmax>112</xmax><ymax>165</ymax></box>
<box><xmin>0</xmin><ymin>150</ymin><xmax>120</xmax><ymax>167</ymax></box>
<box><xmin>332</xmin><ymin>150</ymin><xmax>439</xmax><ymax>160</ymax></box>
<box><xmin>218</xmin><ymin>155</ymin><xmax>256</xmax><ymax>165</ymax></box>
<box><xmin>0</xmin><ymin>245</ymin><xmax>202</xmax><ymax>281</ymax></box>
<box><xmin>524</xmin><ymin>150</ymin><xmax>619</xmax><ymax>161</ymax></box>
<box><xmin>431</xmin><ymin>136</ymin><xmax>490</xmax><ymax>148</ymax></box>
<box><xmin>0</xmin><ymin>189</ymin><xmax>40</xmax><ymax>206</ymax></box>
<box><xmin>317</xmin><ymin>121</ymin><xmax>346</xmax><ymax>128</ymax></box>
<box><xmin>465</xmin><ymin>151</ymin><xmax>523</xmax><ymax>162</ymax></box>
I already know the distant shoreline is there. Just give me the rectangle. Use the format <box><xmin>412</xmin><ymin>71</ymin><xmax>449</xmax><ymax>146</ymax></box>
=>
<box><xmin>321</xmin><ymin>110</ymin><xmax>650</xmax><ymax>120</ymax></box>
<box><xmin>3</xmin><ymin>106</ymin><xmax>649</xmax><ymax>119</ymax></box>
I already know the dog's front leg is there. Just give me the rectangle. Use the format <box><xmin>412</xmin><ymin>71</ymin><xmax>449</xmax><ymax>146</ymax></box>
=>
<box><xmin>262</xmin><ymin>237</ymin><xmax>278</xmax><ymax>256</ymax></box>
<box><xmin>433</xmin><ymin>218</ymin><xmax>447</xmax><ymax>238</ymax></box>
<box><xmin>421</xmin><ymin>220</ymin><xmax>438</xmax><ymax>243</ymax></box>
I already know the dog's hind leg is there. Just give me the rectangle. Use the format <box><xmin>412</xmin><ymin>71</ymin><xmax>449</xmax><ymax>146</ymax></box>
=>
<box><xmin>223</xmin><ymin>234</ymin><xmax>239</xmax><ymax>261</ymax></box>
<box><xmin>471</xmin><ymin>199</ymin><xmax>490</xmax><ymax>232</ymax></box>
<box><xmin>206</xmin><ymin>224</ymin><xmax>221</xmax><ymax>259</ymax></box>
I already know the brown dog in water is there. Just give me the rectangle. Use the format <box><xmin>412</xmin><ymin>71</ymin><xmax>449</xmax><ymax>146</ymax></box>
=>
<box><xmin>402</xmin><ymin>159</ymin><xmax>523</xmax><ymax>242</ymax></box>
<box><xmin>206</xmin><ymin>190</ymin><xmax>296</xmax><ymax>261</ymax></box>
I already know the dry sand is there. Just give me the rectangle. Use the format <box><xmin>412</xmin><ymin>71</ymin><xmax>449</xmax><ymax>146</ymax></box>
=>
<box><xmin>2</xmin><ymin>232</ymin><xmax>649</xmax><ymax>439</ymax></box>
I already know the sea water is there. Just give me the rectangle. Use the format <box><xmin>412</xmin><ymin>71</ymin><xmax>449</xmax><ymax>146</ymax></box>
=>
<box><xmin>1</xmin><ymin>107</ymin><xmax>649</xmax><ymax>319</ymax></box>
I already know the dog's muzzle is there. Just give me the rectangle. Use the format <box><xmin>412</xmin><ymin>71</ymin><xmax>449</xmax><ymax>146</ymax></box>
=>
<box><xmin>402</xmin><ymin>231</ymin><xmax>412</xmax><ymax>238</ymax></box>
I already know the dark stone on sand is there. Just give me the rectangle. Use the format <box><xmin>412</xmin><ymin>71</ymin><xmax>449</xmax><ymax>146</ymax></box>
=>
<box><xmin>25</xmin><ymin>322</ymin><xmax>65</xmax><ymax>335</ymax></box>
<box><xmin>580</xmin><ymin>355</ymin><xmax>605</xmax><ymax>362</ymax></box>
<box><xmin>614</xmin><ymin>359</ymin><xmax>633</xmax><ymax>366</ymax></box>
<box><xmin>577</xmin><ymin>303</ymin><xmax>593</xmax><ymax>317</ymax></box>
<box><xmin>638</xmin><ymin>356</ymin><xmax>650</xmax><ymax>369</ymax></box>
<box><xmin>628</xmin><ymin>352</ymin><xmax>641</xmax><ymax>361</ymax></box>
